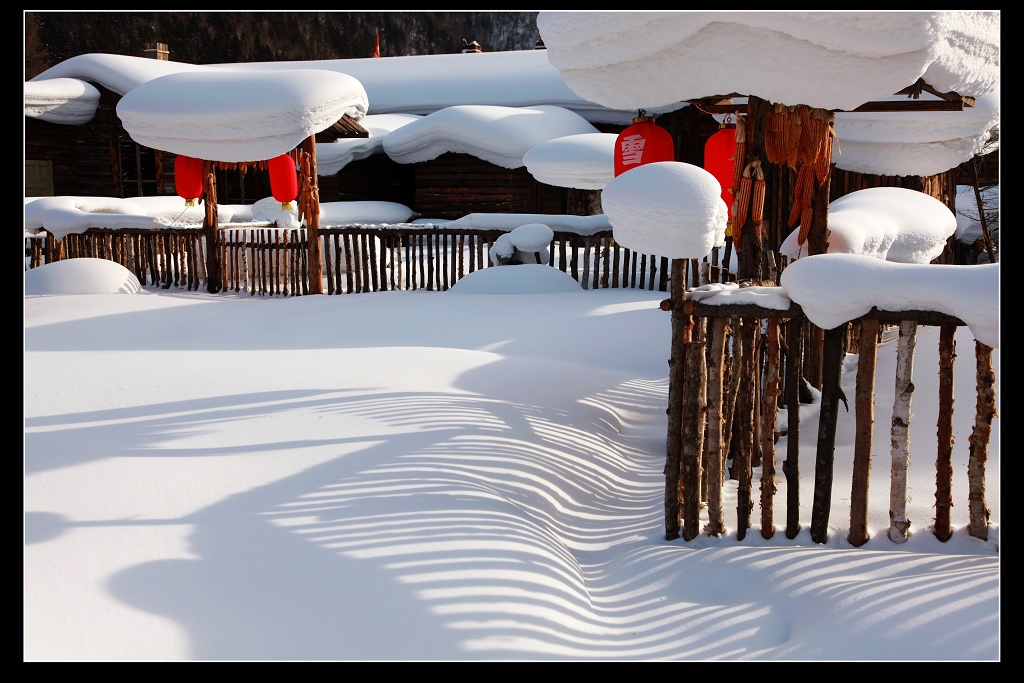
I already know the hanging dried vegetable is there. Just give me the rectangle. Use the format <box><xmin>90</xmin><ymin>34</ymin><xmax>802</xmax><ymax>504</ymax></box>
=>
<box><xmin>761</xmin><ymin>104</ymin><xmax>839</xmax><ymax>245</ymax></box>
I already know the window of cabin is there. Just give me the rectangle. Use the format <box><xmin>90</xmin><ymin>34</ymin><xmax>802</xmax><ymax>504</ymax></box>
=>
<box><xmin>117</xmin><ymin>142</ymin><xmax>266</xmax><ymax>206</ymax></box>
<box><xmin>118</xmin><ymin>141</ymin><xmax>160</xmax><ymax>198</ymax></box>
<box><xmin>25</xmin><ymin>160</ymin><xmax>54</xmax><ymax>197</ymax></box>
<box><xmin>214</xmin><ymin>166</ymin><xmax>264</xmax><ymax>206</ymax></box>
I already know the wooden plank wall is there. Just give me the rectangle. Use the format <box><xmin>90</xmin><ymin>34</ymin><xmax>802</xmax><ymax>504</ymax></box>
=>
<box><xmin>412</xmin><ymin>153</ymin><xmax>576</xmax><ymax>219</ymax></box>
<box><xmin>25</xmin><ymin>89</ymin><xmax>128</xmax><ymax>198</ymax></box>
<box><xmin>317</xmin><ymin>154</ymin><xmax>416</xmax><ymax>207</ymax></box>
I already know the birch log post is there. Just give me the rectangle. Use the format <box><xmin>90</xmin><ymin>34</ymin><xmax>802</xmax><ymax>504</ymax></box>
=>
<box><xmin>888</xmin><ymin>320</ymin><xmax>918</xmax><ymax>544</ymax></box>
<box><xmin>848</xmin><ymin>318</ymin><xmax>879</xmax><ymax>547</ymax></box>
<box><xmin>968</xmin><ymin>341</ymin><xmax>996</xmax><ymax>540</ymax></box>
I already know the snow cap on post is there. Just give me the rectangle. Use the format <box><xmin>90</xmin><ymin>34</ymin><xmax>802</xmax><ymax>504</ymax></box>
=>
<box><xmin>602</xmin><ymin>161</ymin><xmax>728</xmax><ymax>260</ymax></box>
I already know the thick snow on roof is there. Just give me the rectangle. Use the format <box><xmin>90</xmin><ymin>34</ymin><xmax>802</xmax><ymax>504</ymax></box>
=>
<box><xmin>30</xmin><ymin>50</ymin><xmax>683</xmax><ymax>127</ymax></box>
<box><xmin>537</xmin><ymin>11</ymin><xmax>1000</xmax><ymax>111</ymax></box>
<box><xmin>115</xmin><ymin>68</ymin><xmax>368</xmax><ymax>162</ymax></box>
<box><xmin>523</xmin><ymin>133</ymin><xmax>617</xmax><ymax>190</ymax></box>
<box><xmin>315</xmin><ymin>113</ymin><xmax>421</xmax><ymax>175</ymax></box>
<box><xmin>27</xmin><ymin>14</ymin><xmax>999</xmax><ymax>178</ymax></box>
<box><xmin>381</xmin><ymin>105</ymin><xmax>599</xmax><ymax>169</ymax></box>
<box><xmin>23</xmin><ymin>77</ymin><xmax>101</xmax><ymax>125</ymax></box>
<box><xmin>29</xmin><ymin>52</ymin><xmax>209</xmax><ymax>96</ymax></box>
<box><xmin>219</xmin><ymin>49</ymin><xmax>685</xmax><ymax>125</ymax></box>
<box><xmin>832</xmin><ymin>89</ymin><xmax>1000</xmax><ymax>176</ymax></box>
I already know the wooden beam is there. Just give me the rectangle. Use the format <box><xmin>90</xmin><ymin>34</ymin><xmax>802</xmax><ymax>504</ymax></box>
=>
<box><xmin>689</xmin><ymin>99</ymin><xmax>970</xmax><ymax>114</ymax></box>
<box><xmin>685</xmin><ymin>79</ymin><xmax>974</xmax><ymax>115</ymax></box>
<box><xmin>682</xmin><ymin>299</ymin><xmax>967</xmax><ymax>327</ymax></box>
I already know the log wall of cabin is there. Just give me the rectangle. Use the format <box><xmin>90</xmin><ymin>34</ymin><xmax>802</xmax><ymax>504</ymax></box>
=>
<box><xmin>25</xmin><ymin>89</ymin><xmax>129</xmax><ymax>198</ymax></box>
<box><xmin>410</xmin><ymin>153</ymin><xmax>589</xmax><ymax>220</ymax></box>
<box><xmin>316</xmin><ymin>154</ymin><xmax>416</xmax><ymax>208</ymax></box>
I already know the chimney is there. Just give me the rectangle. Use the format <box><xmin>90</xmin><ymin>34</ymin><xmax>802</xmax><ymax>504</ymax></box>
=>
<box><xmin>461</xmin><ymin>39</ymin><xmax>482</xmax><ymax>54</ymax></box>
<box><xmin>143</xmin><ymin>42</ymin><xmax>169</xmax><ymax>60</ymax></box>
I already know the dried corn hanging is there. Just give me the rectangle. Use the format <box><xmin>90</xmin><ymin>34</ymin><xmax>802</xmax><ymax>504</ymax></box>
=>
<box><xmin>731</xmin><ymin>161</ymin><xmax>754</xmax><ymax>250</ymax></box>
<box><xmin>788</xmin><ymin>163</ymin><xmax>816</xmax><ymax>227</ymax></box>
<box><xmin>298</xmin><ymin>150</ymin><xmax>313</xmax><ymax>225</ymax></box>
<box><xmin>735</xmin><ymin>162</ymin><xmax>754</xmax><ymax>228</ymax></box>
<box><xmin>797</xmin><ymin>106</ymin><xmax>815</xmax><ymax>162</ymax></box>
<box><xmin>815</xmin><ymin>114</ymin><xmax>837</xmax><ymax>182</ymax></box>
<box><xmin>751</xmin><ymin>160</ymin><xmax>765</xmax><ymax>226</ymax></box>
<box><xmin>732</xmin><ymin>116</ymin><xmax>747</xmax><ymax>193</ymax></box>
<box><xmin>798</xmin><ymin>205</ymin><xmax>814</xmax><ymax>246</ymax></box>
<box><xmin>785</xmin><ymin>106</ymin><xmax>801</xmax><ymax>169</ymax></box>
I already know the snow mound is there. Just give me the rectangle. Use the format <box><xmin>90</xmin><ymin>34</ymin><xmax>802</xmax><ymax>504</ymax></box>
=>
<box><xmin>25</xmin><ymin>258</ymin><xmax>144</xmax><ymax>295</ymax></box>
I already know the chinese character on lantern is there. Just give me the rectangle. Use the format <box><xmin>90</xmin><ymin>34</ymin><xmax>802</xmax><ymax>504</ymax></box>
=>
<box><xmin>619</xmin><ymin>133</ymin><xmax>647</xmax><ymax>166</ymax></box>
<box><xmin>613</xmin><ymin>111</ymin><xmax>674</xmax><ymax>177</ymax></box>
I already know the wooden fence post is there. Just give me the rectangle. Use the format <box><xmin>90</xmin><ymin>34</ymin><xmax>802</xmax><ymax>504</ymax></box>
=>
<box><xmin>202</xmin><ymin>160</ymin><xmax>222</xmax><ymax>293</ymax></box>
<box><xmin>810</xmin><ymin>323</ymin><xmax>846</xmax><ymax>544</ymax></box>
<box><xmin>759</xmin><ymin>317</ymin><xmax>781</xmax><ymax>539</ymax></box>
<box><xmin>662</xmin><ymin>259</ymin><xmax>689</xmax><ymax>540</ymax></box>
<box><xmin>682</xmin><ymin>339</ymin><xmax>707</xmax><ymax>541</ymax></box>
<box><xmin>784</xmin><ymin>315</ymin><xmax>803</xmax><ymax>538</ymax></box>
<box><xmin>705</xmin><ymin>318</ymin><xmax>728</xmax><ymax>536</ymax></box>
<box><xmin>888</xmin><ymin>320</ymin><xmax>918</xmax><ymax>543</ymax></box>
<box><xmin>300</xmin><ymin>138</ymin><xmax>324</xmax><ymax>294</ymax></box>
<box><xmin>934</xmin><ymin>323</ymin><xmax>956</xmax><ymax>541</ymax></box>
<box><xmin>968</xmin><ymin>341</ymin><xmax>996</xmax><ymax>540</ymax></box>
<box><xmin>848</xmin><ymin>318</ymin><xmax>879</xmax><ymax>547</ymax></box>
<box><xmin>734</xmin><ymin>317</ymin><xmax>758</xmax><ymax>540</ymax></box>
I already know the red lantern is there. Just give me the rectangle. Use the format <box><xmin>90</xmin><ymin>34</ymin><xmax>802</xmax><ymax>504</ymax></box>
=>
<box><xmin>174</xmin><ymin>155</ymin><xmax>203</xmax><ymax>207</ymax></box>
<box><xmin>704</xmin><ymin>123</ymin><xmax>737</xmax><ymax>219</ymax></box>
<box><xmin>269</xmin><ymin>153</ymin><xmax>298</xmax><ymax>210</ymax></box>
<box><xmin>614</xmin><ymin>113</ymin><xmax>675</xmax><ymax>177</ymax></box>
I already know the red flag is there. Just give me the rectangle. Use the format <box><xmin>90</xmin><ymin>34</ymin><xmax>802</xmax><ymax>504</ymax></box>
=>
<box><xmin>372</xmin><ymin>32</ymin><xmax>380</xmax><ymax>58</ymax></box>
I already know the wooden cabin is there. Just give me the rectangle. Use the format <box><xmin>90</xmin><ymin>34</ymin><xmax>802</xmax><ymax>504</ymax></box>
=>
<box><xmin>25</xmin><ymin>78</ymin><xmax>609</xmax><ymax>222</ymax></box>
<box><xmin>26</xmin><ymin>45</ymin><xmax>993</xmax><ymax>268</ymax></box>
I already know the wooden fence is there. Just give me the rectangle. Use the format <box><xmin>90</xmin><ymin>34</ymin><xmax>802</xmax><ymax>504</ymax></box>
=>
<box><xmin>25</xmin><ymin>224</ymin><xmax>995</xmax><ymax>549</ymax></box>
<box><xmin>26</xmin><ymin>224</ymin><xmax>736</xmax><ymax>294</ymax></box>
<box><xmin>666</xmin><ymin>297</ymin><xmax>997</xmax><ymax>547</ymax></box>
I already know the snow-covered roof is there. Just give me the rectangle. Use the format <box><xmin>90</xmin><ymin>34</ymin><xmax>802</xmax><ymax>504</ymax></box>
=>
<box><xmin>27</xmin><ymin>12</ymin><xmax>999</xmax><ymax>179</ymax></box>
<box><xmin>537</xmin><ymin>11</ymin><xmax>1000</xmax><ymax>111</ymax></box>
<box><xmin>116</xmin><ymin>68</ymin><xmax>368</xmax><ymax>162</ymax></box>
